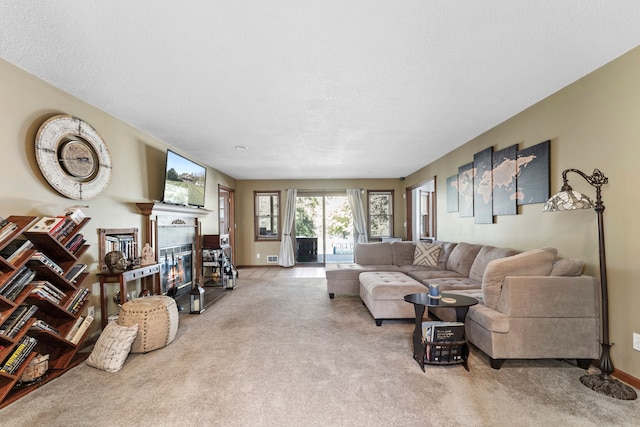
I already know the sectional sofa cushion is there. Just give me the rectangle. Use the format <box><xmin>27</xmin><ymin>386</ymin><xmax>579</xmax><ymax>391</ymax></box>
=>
<box><xmin>355</xmin><ymin>242</ymin><xmax>393</xmax><ymax>265</ymax></box>
<box><xmin>481</xmin><ymin>248</ymin><xmax>557</xmax><ymax>310</ymax></box>
<box><xmin>423</xmin><ymin>277</ymin><xmax>481</xmax><ymax>290</ymax></box>
<box><xmin>404</xmin><ymin>269</ymin><xmax>466</xmax><ymax>282</ymax></box>
<box><xmin>434</xmin><ymin>241</ymin><xmax>457</xmax><ymax>269</ymax></box>
<box><xmin>468</xmin><ymin>246</ymin><xmax>518</xmax><ymax>283</ymax></box>
<box><xmin>390</xmin><ymin>241</ymin><xmax>417</xmax><ymax>266</ymax></box>
<box><xmin>550</xmin><ymin>258</ymin><xmax>585</xmax><ymax>276</ymax></box>
<box><xmin>412</xmin><ymin>241</ymin><xmax>441</xmax><ymax>267</ymax></box>
<box><xmin>359</xmin><ymin>271</ymin><xmax>426</xmax><ymax>299</ymax></box>
<box><xmin>445</xmin><ymin>242</ymin><xmax>483</xmax><ymax>276</ymax></box>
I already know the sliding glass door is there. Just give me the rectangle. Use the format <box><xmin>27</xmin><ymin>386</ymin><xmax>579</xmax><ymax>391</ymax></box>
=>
<box><xmin>295</xmin><ymin>192</ymin><xmax>354</xmax><ymax>264</ymax></box>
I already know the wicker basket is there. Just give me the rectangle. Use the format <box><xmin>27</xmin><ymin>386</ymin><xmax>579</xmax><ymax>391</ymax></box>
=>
<box><xmin>20</xmin><ymin>354</ymin><xmax>49</xmax><ymax>383</ymax></box>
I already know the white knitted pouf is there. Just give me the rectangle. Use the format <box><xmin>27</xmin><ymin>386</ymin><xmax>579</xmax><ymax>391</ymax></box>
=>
<box><xmin>117</xmin><ymin>295</ymin><xmax>179</xmax><ymax>353</ymax></box>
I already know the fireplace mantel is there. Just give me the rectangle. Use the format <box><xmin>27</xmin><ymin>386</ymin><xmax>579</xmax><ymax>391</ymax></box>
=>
<box><xmin>136</xmin><ymin>202</ymin><xmax>212</xmax><ymax>219</ymax></box>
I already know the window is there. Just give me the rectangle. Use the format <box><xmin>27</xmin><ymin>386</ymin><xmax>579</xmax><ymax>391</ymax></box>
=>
<box><xmin>254</xmin><ymin>191</ymin><xmax>280</xmax><ymax>241</ymax></box>
<box><xmin>368</xmin><ymin>190</ymin><xmax>393</xmax><ymax>238</ymax></box>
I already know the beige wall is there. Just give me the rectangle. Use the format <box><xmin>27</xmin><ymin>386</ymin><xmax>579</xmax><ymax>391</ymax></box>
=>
<box><xmin>0</xmin><ymin>59</ymin><xmax>236</xmax><ymax>337</ymax></box>
<box><xmin>404</xmin><ymin>46</ymin><xmax>640</xmax><ymax>379</ymax></box>
<box><xmin>235</xmin><ymin>179</ymin><xmax>407</xmax><ymax>266</ymax></box>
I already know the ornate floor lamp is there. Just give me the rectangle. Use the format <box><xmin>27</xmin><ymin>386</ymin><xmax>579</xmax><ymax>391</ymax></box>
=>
<box><xmin>543</xmin><ymin>168</ymin><xmax>637</xmax><ymax>400</ymax></box>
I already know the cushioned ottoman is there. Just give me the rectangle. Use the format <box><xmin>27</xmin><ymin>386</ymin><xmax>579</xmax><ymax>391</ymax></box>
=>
<box><xmin>359</xmin><ymin>271</ymin><xmax>428</xmax><ymax>326</ymax></box>
<box><xmin>118</xmin><ymin>295</ymin><xmax>179</xmax><ymax>353</ymax></box>
<box><xmin>326</xmin><ymin>264</ymin><xmax>401</xmax><ymax>298</ymax></box>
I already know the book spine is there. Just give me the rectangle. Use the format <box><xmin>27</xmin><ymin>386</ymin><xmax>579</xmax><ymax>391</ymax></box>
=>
<box><xmin>69</xmin><ymin>288</ymin><xmax>89</xmax><ymax>313</ymax></box>
<box><xmin>70</xmin><ymin>315</ymin><xmax>93</xmax><ymax>344</ymax></box>
<box><xmin>0</xmin><ymin>339</ymin><xmax>28</xmax><ymax>373</ymax></box>
<box><xmin>0</xmin><ymin>223</ymin><xmax>18</xmax><ymax>242</ymax></box>
<box><xmin>65</xmin><ymin>264</ymin><xmax>87</xmax><ymax>282</ymax></box>
<box><xmin>11</xmin><ymin>337</ymin><xmax>38</xmax><ymax>374</ymax></box>
<box><xmin>1</xmin><ymin>336</ymin><xmax>37</xmax><ymax>374</ymax></box>
<box><xmin>0</xmin><ymin>267</ymin><xmax>27</xmax><ymax>297</ymax></box>
<box><xmin>6</xmin><ymin>305</ymin><xmax>38</xmax><ymax>338</ymax></box>
<box><xmin>53</xmin><ymin>218</ymin><xmax>77</xmax><ymax>241</ymax></box>
<box><xmin>5</xmin><ymin>270</ymin><xmax>36</xmax><ymax>301</ymax></box>
<box><xmin>0</xmin><ymin>306</ymin><xmax>29</xmax><ymax>336</ymax></box>
<box><xmin>65</xmin><ymin>316</ymin><xmax>84</xmax><ymax>341</ymax></box>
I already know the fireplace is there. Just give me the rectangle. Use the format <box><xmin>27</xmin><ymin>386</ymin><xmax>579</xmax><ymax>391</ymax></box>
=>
<box><xmin>160</xmin><ymin>244</ymin><xmax>194</xmax><ymax>294</ymax></box>
<box><xmin>136</xmin><ymin>202</ymin><xmax>211</xmax><ymax>296</ymax></box>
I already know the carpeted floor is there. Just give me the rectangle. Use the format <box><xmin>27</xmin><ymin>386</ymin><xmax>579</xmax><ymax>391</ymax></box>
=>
<box><xmin>0</xmin><ymin>275</ymin><xmax>638</xmax><ymax>426</ymax></box>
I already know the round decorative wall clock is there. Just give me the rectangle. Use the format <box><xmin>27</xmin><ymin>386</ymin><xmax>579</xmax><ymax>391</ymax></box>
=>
<box><xmin>35</xmin><ymin>115</ymin><xmax>112</xmax><ymax>200</ymax></box>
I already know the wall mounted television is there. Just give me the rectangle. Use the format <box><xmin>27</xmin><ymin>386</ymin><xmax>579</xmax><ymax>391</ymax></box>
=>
<box><xmin>162</xmin><ymin>149</ymin><xmax>207</xmax><ymax>207</ymax></box>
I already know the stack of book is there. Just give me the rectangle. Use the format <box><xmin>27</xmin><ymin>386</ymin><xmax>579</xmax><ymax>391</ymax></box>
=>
<box><xmin>0</xmin><ymin>335</ymin><xmax>38</xmax><ymax>374</ymax></box>
<box><xmin>64</xmin><ymin>233</ymin><xmax>86</xmax><ymax>255</ymax></box>
<box><xmin>64</xmin><ymin>287</ymin><xmax>89</xmax><ymax>314</ymax></box>
<box><xmin>64</xmin><ymin>264</ymin><xmax>87</xmax><ymax>284</ymax></box>
<box><xmin>0</xmin><ymin>304</ymin><xmax>38</xmax><ymax>338</ymax></box>
<box><xmin>30</xmin><ymin>319</ymin><xmax>60</xmax><ymax>335</ymax></box>
<box><xmin>28</xmin><ymin>280</ymin><xmax>66</xmax><ymax>305</ymax></box>
<box><xmin>65</xmin><ymin>315</ymin><xmax>93</xmax><ymax>344</ymax></box>
<box><xmin>28</xmin><ymin>251</ymin><xmax>64</xmax><ymax>276</ymax></box>
<box><xmin>0</xmin><ymin>217</ymin><xmax>18</xmax><ymax>242</ymax></box>
<box><xmin>0</xmin><ymin>237</ymin><xmax>34</xmax><ymax>264</ymax></box>
<box><xmin>27</xmin><ymin>215</ymin><xmax>77</xmax><ymax>243</ymax></box>
<box><xmin>422</xmin><ymin>321</ymin><xmax>465</xmax><ymax>362</ymax></box>
<box><xmin>0</xmin><ymin>267</ymin><xmax>36</xmax><ymax>302</ymax></box>
<box><xmin>64</xmin><ymin>208</ymin><xmax>86</xmax><ymax>225</ymax></box>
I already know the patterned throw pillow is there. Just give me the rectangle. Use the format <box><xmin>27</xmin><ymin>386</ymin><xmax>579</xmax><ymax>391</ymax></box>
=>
<box><xmin>86</xmin><ymin>322</ymin><xmax>138</xmax><ymax>373</ymax></box>
<box><xmin>413</xmin><ymin>242</ymin><xmax>441</xmax><ymax>267</ymax></box>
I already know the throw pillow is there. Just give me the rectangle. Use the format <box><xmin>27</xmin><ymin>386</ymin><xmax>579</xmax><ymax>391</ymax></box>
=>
<box><xmin>413</xmin><ymin>242</ymin><xmax>441</xmax><ymax>267</ymax></box>
<box><xmin>86</xmin><ymin>322</ymin><xmax>138</xmax><ymax>373</ymax></box>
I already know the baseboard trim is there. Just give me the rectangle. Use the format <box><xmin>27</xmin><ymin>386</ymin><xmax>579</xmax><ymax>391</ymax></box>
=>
<box><xmin>614</xmin><ymin>367</ymin><xmax>640</xmax><ymax>390</ymax></box>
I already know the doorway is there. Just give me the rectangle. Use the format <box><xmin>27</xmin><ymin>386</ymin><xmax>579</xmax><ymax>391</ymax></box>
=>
<box><xmin>218</xmin><ymin>185</ymin><xmax>235</xmax><ymax>262</ymax></box>
<box><xmin>406</xmin><ymin>178</ymin><xmax>436</xmax><ymax>242</ymax></box>
<box><xmin>295</xmin><ymin>192</ymin><xmax>354</xmax><ymax>264</ymax></box>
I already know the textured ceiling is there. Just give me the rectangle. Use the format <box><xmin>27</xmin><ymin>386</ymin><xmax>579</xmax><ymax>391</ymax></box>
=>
<box><xmin>2</xmin><ymin>1</ymin><xmax>640</xmax><ymax>180</ymax></box>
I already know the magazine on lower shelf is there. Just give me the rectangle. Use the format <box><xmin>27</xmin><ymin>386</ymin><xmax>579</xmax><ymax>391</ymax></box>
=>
<box><xmin>422</xmin><ymin>321</ymin><xmax>465</xmax><ymax>362</ymax></box>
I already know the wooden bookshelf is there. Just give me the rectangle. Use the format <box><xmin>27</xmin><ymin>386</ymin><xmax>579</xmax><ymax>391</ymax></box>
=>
<box><xmin>0</xmin><ymin>214</ymin><xmax>92</xmax><ymax>408</ymax></box>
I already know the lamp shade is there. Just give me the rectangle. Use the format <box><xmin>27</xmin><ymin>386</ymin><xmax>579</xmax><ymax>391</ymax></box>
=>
<box><xmin>543</xmin><ymin>189</ymin><xmax>594</xmax><ymax>212</ymax></box>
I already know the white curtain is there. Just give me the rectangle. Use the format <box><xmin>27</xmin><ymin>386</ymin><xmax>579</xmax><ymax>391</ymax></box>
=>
<box><xmin>278</xmin><ymin>189</ymin><xmax>297</xmax><ymax>267</ymax></box>
<box><xmin>347</xmin><ymin>189</ymin><xmax>368</xmax><ymax>244</ymax></box>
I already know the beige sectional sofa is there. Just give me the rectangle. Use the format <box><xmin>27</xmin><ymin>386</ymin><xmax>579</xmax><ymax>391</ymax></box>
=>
<box><xmin>325</xmin><ymin>241</ymin><xmax>601</xmax><ymax>369</ymax></box>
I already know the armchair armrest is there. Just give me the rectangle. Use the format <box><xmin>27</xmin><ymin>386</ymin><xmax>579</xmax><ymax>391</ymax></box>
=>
<box><xmin>496</xmin><ymin>275</ymin><xmax>599</xmax><ymax>318</ymax></box>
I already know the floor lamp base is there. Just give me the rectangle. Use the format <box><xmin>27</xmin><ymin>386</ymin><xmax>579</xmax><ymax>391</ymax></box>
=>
<box><xmin>580</xmin><ymin>373</ymin><xmax>637</xmax><ymax>400</ymax></box>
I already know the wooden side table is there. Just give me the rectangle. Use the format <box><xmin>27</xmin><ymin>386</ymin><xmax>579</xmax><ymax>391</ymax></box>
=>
<box><xmin>97</xmin><ymin>264</ymin><xmax>161</xmax><ymax>328</ymax></box>
<box><xmin>403</xmin><ymin>292</ymin><xmax>478</xmax><ymax>372</ymax></box>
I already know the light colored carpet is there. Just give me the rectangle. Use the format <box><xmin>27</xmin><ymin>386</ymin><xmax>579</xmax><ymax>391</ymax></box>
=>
<box><xmin>1</xmin><ymin>276</ymin><xmax>638</xmax><ymax>426</ymax></box>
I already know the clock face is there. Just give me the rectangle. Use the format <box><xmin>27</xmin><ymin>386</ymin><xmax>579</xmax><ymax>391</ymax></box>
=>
<box><xmin>35</xmin><ymin>115</ymin><xmax>112</xmax><ymax>200</ymax></box>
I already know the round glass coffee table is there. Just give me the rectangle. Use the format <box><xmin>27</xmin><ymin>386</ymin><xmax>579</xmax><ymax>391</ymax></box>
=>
<box><xmin>404</xmin><ymin>292</ymin><xmax>478</xmax><ymax>372</ymax></box>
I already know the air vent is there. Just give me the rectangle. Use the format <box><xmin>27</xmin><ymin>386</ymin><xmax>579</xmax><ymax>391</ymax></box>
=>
<box><xmin>267</xmin><ymin>255</ymin><xmax>278</xmax><ymax>263</ymax></box>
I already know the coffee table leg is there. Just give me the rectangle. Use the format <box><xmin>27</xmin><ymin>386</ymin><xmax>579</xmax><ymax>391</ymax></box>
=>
<box><xmin>454</xmin><ymin>306</ymin><xmax>470</xmax><ymax>322</ymax></box>
<box><xmin>412</xmin><ymin>304</ymin><xmax>426</xmax><ymax>372</ymax></box>
<box><xmin>455</xmin><ymin>306</ymin><xmax>471</xmax><ymax>371</ymax></box>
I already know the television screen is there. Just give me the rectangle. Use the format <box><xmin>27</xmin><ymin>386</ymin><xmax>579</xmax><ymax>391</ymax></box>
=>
<box><xmin>162</xmin><ymin>150</ymin><xmax>207</xmax><ymax>207</ymax></box>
